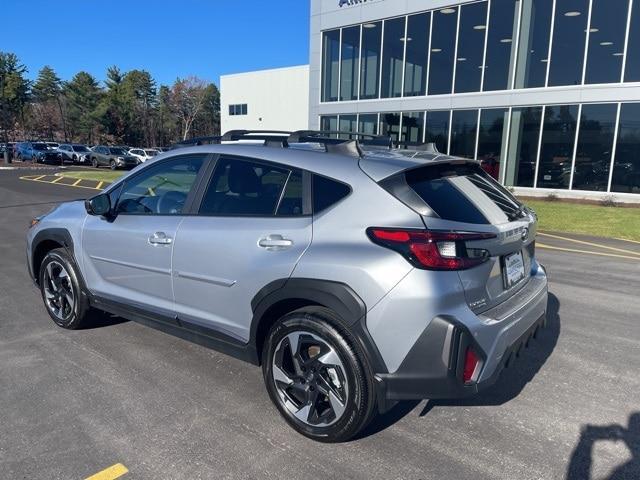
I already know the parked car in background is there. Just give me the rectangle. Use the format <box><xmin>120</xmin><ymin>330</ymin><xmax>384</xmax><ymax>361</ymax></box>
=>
<box><xmin>128</xmin><ymin>148</ymin><xmax>160</xmax><ymax>163</ymax></box>
<box><xmin>15</xmin><ymin>141</ymin><xmax>61</xmax><ymax>163</ymax></box>
<box><xmin>58</xmin><ymin>144</ymin><xmax>92</xmax><ymax>164</ymax></box>
<box><xmin>89</xmin><ymin>146</ymin><xmax>139</xmax><ymax>170</ymax></box>
<box><xmin>46</xmin><ymin>142</ymin><xmax>60</xmax><ymax>150</ymax></box>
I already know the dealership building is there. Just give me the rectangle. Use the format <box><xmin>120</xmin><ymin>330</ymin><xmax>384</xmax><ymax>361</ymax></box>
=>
<box><xmin>221</xmin><ymin>0</ymin><xmax>640</xmax><ymax>199</ymax></box>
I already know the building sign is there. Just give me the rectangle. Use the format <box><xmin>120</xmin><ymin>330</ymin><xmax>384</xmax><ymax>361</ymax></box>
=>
<box><xmin>339</xmin><ymin>0</ymin><xmax>374</xmax><ymax>7</ymax></box>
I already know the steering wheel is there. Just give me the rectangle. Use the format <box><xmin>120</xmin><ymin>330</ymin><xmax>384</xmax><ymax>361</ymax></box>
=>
<box><xmin>157</xmin><ymin>190</ymin><xmax>187</xmax><ymax>214</ymax></box>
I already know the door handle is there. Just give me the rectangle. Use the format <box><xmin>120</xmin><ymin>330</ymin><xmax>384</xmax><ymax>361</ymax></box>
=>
<box><xmin>148</xmin><ymin>231</ymin><xmax>173</xmax><ymax>245</ymax></box>
<box><xmin>258</xmin><ymin>234</ymin><xmax>294</xmax><ymax>250</ymax></box>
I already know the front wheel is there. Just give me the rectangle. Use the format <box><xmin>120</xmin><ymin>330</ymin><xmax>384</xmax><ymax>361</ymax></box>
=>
<box><xmin>39</xmin><ymin>248</ymin><xmax>90</xmax><ymax>329</ymax></box>
<box><xmin>109</xmin><ymin>160</ymin><xmax>117</xmax><ymax>170</ymax></box>
<box><xmin>262</xmin><ymin>308</ymin><xmax>377</xmax><ymax>442</ymax></box>
<box><xmin>92</xmin><ymin>157</ymin><xmax>98</xmax><ymax>168</ymax></box>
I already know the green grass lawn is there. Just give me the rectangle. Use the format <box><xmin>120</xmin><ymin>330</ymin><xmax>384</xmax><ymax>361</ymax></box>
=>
<box><xmin>60</xmin><ymin>170</ymin><xmax>124</xmax><ymax>183</ymax></box>
<box><xmin>522</xmin><ymin>199</ymin><xmax>640</xmax><ymax>241</ymax></box>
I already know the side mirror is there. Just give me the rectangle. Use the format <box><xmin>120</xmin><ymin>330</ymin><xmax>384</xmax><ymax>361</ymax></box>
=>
<box><xmin>85</xmin><ymin>193</ymin><xmax>111</xmax><ymax>217</ymax></box>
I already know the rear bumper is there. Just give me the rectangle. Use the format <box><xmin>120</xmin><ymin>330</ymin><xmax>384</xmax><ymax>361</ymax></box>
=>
<box><xmin>374</xmin><ymin>264</ymin><xmax>548</xmax><ymax>405</ymax></box>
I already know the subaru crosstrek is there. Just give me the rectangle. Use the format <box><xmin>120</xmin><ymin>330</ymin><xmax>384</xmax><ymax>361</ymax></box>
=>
<box><xmin>27</xmin><ymin>130</ymin><xmax>548</xmax><ymax>442</ymax></box>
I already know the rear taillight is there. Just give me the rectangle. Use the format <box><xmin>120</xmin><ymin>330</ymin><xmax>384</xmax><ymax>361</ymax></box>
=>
<box><xmin>463</xmin><ymin>347</ymin><xmax>480</xmax><ymax>383</ymax></box>
<box><xmin>367</xmin><ymin>228</ymin><xmax>496</xmax><ymax>271</ymax></box>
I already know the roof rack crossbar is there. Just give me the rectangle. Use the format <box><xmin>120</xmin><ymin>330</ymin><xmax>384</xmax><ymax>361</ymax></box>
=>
<box><xmin>288</xmin><ymin>130</ymin><xmax>392</xmax><ymax>148</ymax></box>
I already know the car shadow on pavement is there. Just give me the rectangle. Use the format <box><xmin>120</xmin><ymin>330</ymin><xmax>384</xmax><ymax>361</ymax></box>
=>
<box><xmin>81</xmin><ymin>309</ymin><xmax>129</xmax><ymax>329</ymax></box>
<box><xmin>358</xmin><ymin>293</ymin><xmax>561</xmax><ymax>439</ymax></box>
<box><xmin>565</xmin><ymin>413</ymin><xmax>640</xmax><ymax>480</ymax></box>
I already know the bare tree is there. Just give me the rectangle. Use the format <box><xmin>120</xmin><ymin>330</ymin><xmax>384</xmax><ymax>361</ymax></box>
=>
<box><xmin>170</xmin><ymin>76</ymin><xmax>208</xmax><ymax>140</ymax></box>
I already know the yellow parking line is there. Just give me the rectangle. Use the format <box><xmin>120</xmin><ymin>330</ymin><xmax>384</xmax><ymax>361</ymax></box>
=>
<box><xmin>84</xmin><ymin>463</ymin><xmax>128</xmax><ymax>480</ymax></box>
<box><xmin>19</xmin><ymin>176</ymin><xmax>103</xmax><ymax>190</ymax></box>
<box><xmin>614</xmin><ymin>237</ymin><xmax>640</xmax><ymax>245</ymax></box>
<box><xmin>72</xmin><ymin>178</ymin><xmax>82</xmax><ymax>186</ymax></box>
<box><xmin>50</xmin><ymin>176</ymin><xmax>63</xmax><ymax>184</ymax></box>
<box><xmin>538</xmin><ymin>232</ymin><xmax>640</xmax><ymax>257</ymax></box>
<box><xmin>537</xmin><ymin>242</ymin><xmax>640</xmax><ymax>261</ymax></box>
<box><xmin>33</xmin><ymin>175</ymin><xmax>46</xmax><ymax>181</ymax></box>
<box><xmin>97</xmin><ymin>181</ymin><xmax>104</xmax><ymax>190</ymax></box>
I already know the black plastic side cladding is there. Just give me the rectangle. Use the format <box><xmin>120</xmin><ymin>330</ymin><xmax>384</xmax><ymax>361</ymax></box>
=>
<box><xmin>250</xmin><ymin>278</ymin><xmax>389</xmax><ymax>376</ymax></box>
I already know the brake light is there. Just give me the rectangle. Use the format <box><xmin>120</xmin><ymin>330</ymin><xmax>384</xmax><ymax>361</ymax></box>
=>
<box><xmin>367</xmin><ymin>228</ymin><xmax>496</xmax><ymax>271</ymax></box>
<box><xmin>463</xmin><ymin>347</ymin><xmax>480</xmax><ymax>383</ymax></box>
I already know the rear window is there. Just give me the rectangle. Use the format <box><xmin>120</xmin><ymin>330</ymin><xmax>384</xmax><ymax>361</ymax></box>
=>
<box><xmin>313</xmin><ymin>175</ymin><xmax>350</xmax><ymax>213</ymax></box>
<box><xmin>405</xmin><ymin>163</ymin><xmax>523</xmax><ymax>224</ymax></box>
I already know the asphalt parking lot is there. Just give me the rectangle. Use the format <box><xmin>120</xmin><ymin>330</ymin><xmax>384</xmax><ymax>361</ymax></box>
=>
<box><xmin>1</xmin><ymin>168</ymin><xmax>639</xmax><ymax>480</ymax></box>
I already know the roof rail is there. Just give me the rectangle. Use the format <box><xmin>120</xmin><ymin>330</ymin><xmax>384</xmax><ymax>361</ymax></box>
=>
<box><xmin>289</xmin><ymin>130</ymin><xmax>393</xmax><ymax>148</ymax></box>
<box><xmin>221</xmin><ymin>130</ymin><xmax>291</xmax><ymax>142</ymax></box>
<box><xmin>171</xmin><ymin>136</ymin><xmax>222</xmax><ymax>149</ymax></box>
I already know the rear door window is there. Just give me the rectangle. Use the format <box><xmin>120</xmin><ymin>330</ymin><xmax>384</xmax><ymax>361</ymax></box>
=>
<box><xmin>200</xmin><ymin>157</ymin><xmax>302</xmax><ymax>216</ymax></box>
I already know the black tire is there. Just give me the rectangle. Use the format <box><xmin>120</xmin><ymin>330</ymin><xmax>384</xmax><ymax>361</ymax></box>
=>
<box><xmin>39</xmin><ymin>248</ymin><xmax>90</xmax><ymax>330</ymax></box>
<box><xmin>92</xmin><ymin>157</ymin><xmax>99</xmax><ymax>168</ymax></box>
<box><xmin>262</xmin><ymin>307</ymin><xmax>377</xmax><ymax>443</ymax></box>
<box><xmin>109</xmin><ymin>160</ymin><xmax>117</xmax><ymax>170</ymax></box>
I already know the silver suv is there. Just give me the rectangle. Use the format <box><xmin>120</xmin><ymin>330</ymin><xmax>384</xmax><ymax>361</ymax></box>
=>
<box><xmin>27</xmin><ymin>130</ymin><xmax>548</xmax><ymax>442</ymax></box>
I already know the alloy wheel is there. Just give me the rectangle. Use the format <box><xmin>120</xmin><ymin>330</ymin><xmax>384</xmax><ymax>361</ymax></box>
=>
<box><xmin>272</xmin><ymin>331</ymin><xmax>349</xmax><ymax>427</ymax></box>
<box><xmin>42</xmin><ymin>260</ymin><xmax>75</xmax><ymax>322</ymax></box>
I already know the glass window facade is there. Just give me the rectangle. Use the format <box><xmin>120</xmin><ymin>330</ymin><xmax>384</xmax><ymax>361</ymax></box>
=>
<box><xmin>478</xmin><ymin>108</ymin><xmax>509</xmax><ymax>179</ymax></box>
<box><xmin>450</xmin><ymin>110</ymin><xmax>479</xmax><ymax>158</ymax></box>
<box><xmin>455</xmin><ymin>2</ymin><xmax>488</xmax><ymax>93</ymax></box>
<box><xmin>404</xmin><ymin>13</ymin><xmax>430</xmax><ymax>97</ymax></box>
<box><xmin>585</xmin><ymin>0</ymin><xmax>629</xmax><ymax>84</ymax></box>
<box><xmin>572</xmin><ymin>103</ymin><xmax>618</xmax><ymax>191</ymax></box>
<box><xmin>612</xmin><ymin>103</ymin><xmax>640</xmax><ymax>193</ymax></box>
<box><xmin>484</xmin><ymin>0</ymin><xmax>519</xmax><ymax>91</ymax></box>
<box><xmin>381</xmin><ymin>17</ymin><xmax>406</xmax><ymax>98</ymax></box>
<box><xmin>380</xmin><ymin>112</ymin><xmax>402</xmax><ymax>143</ymax></box>
<box><xmin>505</xmin><ymin>106</ymin><xmax>543</xmax><ymax>187</ymax></box>
<box><xmin>340</xmin><ymin>26</ymin><xmax>360</xmax><ymax>101</ymax></box>
<box><xmin>360</xmin><ymin>22</ymin><xmax>382</xmax><ymax>99</ymax></box>
<box><xmin>321</xmin><ymin>0</ymin><xmax>638</xmax><ymax>103</ymax></box>
<box><xmin>429</xmin><ymin>7</ymin><xmax>458</xmax><ymax>95</ymax></box>
<box><xmin>536</xmin><ymin>105</ymin><xmax>580</xmax><ymax>189</ymax></box>
<box><xmin>548</xmin><ymin>0</ymin><xmax>589</xmax><ymax>87</ymax></box>
<box><xmin>515</xmin><ymin>0</ymin><xmax>554</xmax><ymax>88</ymax></box>
<box><xmin>401</xmin><ymin>112</ymin><xmax>425</xmax><ymax>145</ymax></box>
<box><xmin>425</xmin><ymin>111</ymin><xmax>451</xmax><ymax>153</ymax></box>
<box><xmin>321</xmin><ymin>30</ymin><xmax>340</xmax><ymax>102</ymax></box>
<box><xmin>321</xmin><ymin>102</ymin><xmax>640</xmax><ymax>194</ymax></box>
<box><xmin>358</xmin><ymin>113</ymin><xmax>379</xmax><ymax>134</ymax></box>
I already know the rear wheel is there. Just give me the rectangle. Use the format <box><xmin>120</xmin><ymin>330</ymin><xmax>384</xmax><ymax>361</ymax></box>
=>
<box><xmin>262</xmin><ymin>308</ymin><xmax>377</xmax><ymax>442</ymax></box>
<box><xmin>39</xmin><ymin>248</ymin><xmax>90</xmax><ymax>329</ymax></box>
<box><xmin>92</xmin><ymin>157</ymin><xmax>98</xmax><ymax>168</ymax></box>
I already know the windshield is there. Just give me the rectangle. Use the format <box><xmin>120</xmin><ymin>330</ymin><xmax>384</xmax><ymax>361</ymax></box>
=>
<box><xmin>33</xmin><ymin>143</ymin><xmax>48</xmax><ymax>151</ymax></box>
<box><xmin>109</xmin><ymin>148</ymin><xmax>126</xmax><ymax>155</ymax></box>
<box><xmin>72</xmin><ymin>145</ymin><xmax>90</xmax><ymax>152</ymax></box>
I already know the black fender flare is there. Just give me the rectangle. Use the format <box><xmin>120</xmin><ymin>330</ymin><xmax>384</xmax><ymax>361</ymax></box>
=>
<box><xmin>250</xmin><ymin>278</ymin><xmax>388</xmax><ymax>374</ymax></box>
<box><xmin>31</xmin><ymin>228</ymin><xmax>75</xmax><ymax>281</ymax></box>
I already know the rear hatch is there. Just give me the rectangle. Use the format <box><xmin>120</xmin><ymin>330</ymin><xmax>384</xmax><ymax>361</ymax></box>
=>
<box><xmin>366</xmin><ymin>155</ymin><xmax>538</xmax><ymax>314</ymax></box>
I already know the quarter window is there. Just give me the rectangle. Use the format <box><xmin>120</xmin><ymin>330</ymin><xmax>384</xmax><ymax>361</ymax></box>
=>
<box><xmin>115</xmin><ymin>155</ymin><xmax>205</xmax><ymax>215</ymax></box>
<box><xmin>313</xmin><ymin>175</ymin><xmax>350</xmax><ymax>213</ymax></box>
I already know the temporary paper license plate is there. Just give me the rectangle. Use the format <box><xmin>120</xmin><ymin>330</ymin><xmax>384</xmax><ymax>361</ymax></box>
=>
<box><xmin>503</xmin><ymin>251</ymin><xmax>526</xmax><ymax>289</ymax></box>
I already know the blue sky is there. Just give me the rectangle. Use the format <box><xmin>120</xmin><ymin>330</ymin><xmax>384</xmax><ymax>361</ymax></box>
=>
<box><xmin>2</xmin><ymin>0</ymin><xmax>310</xmax><ymax>87</ymax></box>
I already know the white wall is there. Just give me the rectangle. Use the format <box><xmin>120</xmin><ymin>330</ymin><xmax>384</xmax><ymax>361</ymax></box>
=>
<box><xmin>220</xmin><ymin>65</ymin><xmax>310</xmax><ymax>133</ymax></box>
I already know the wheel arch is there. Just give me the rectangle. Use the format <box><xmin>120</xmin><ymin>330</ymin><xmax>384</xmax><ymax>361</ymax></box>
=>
<box><xmin>250</xmin><ymin>278</ymin><xmax>388</xmax><ymax>374</ymax></box>
<box><xmin>32</xmin><ymin>228</ymin><xmax>74</xmax><ymax>285</ymax></box>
